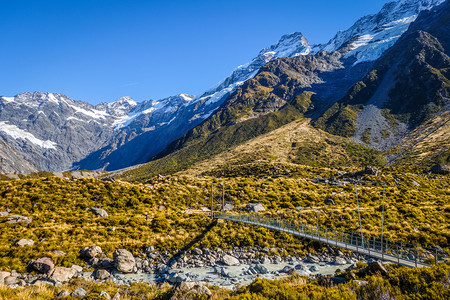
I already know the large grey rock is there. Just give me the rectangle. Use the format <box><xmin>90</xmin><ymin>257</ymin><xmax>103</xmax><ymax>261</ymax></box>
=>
<box><xmin>49</xmin><ymin>267</ymin><xmax>76</xmax><ymax>283</ymax></box>
<box><xmin>0</xmin><ymin>212</ymin><xmax>8</xmax><ymax>217</ymax></box>
<box><xmin>91</xmin><ymin>208</ymin><xmax>108</xmax><ymax>217</ymax></box>
<box><xmin>72</xmin><ymin>288</ymin><xmax>88</xmax><ymax>298</ymax></box>
<box><xmin>80</xmin><ymin>246</ymin><xmax>103</xmax><ymax>259</ymax></box>
<box><xmin>334</xmin><ymin>257</ymin><xmax>347</xmax><ymax>265</ymax></box>
<box><xmin>6</xmin><ymin>215</ymin><xmax>32</xmax><ymax>224</ymax></box>
<box><xmin>113</xmin><ymin>249</ymin><xmax>135</xmax><ymax>273</ymax></box>
<box><xmin>244</xmin><ymin>203</ymin><xmax>265</xmax><ymax>212</ymax></box>
<box><xmin>221</xmin><ymin>254</ymin><xmax>240</xmax><ymax>266</ymax></box>
<box><xmin>192</xmin><ymin>248</ymin><xmax>203</xmax><ymax>255</ymax></box>
<box><xmin>3</xmin><ymin>276</ymin><xmax>17</xmax><ymax>286</ymax></box>
<box><xmin>27</xmin><ymin>257</ymin><xmax>54</xmax><ymax>274</ymax></box>
<box><xmin>305</xmin><ymin>255</ymin><xmax>320</xmax><ymax>263</ymax></box>
<box><xmin>281</xmin><ymin>266</ymin><xmax>294</xmax><ymax>274</ymax></box>
<box><xmin>71</xmin><ymin>264</ymin><xmax>83</xmax><ymax>273</ymax></box>
<box><xmin>94</xmin><ymin>269</ymin><xmax>111</xmax><ymax>280</ymax></box>
<box><xmin>16</xmin><ymin>239</ymin><xmax>34</xmax><ymax>247</ymax></box>
<box><xmin>0</xmin><ymin>271</ymin><xmax>11</xmax><ymax>285</ymax></box>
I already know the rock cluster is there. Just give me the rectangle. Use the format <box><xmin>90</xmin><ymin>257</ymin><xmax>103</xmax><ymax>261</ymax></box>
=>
<box><xmin>0</xmin><ymin>244</ymin><xmax>381</xmax><ymax>291</ymax></box>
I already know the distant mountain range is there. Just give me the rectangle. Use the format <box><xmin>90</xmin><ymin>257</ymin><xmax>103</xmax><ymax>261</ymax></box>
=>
<box><xmin>0</xmin><ymin>0</ymin><xmax>447</xmax><ymax>174</ymax></box>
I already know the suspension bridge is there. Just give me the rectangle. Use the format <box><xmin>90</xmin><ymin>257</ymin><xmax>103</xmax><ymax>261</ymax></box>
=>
<box><xmin>214</xmin><ymin>213</ymin><xmax>448</xmax><ymax>268</ymax></box>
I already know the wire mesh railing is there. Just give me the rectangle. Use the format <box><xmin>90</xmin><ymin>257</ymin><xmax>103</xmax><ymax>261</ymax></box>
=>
<box><xmin>214</xmin><ymin>213</ymin><xmax>449</xmax><ymax>268</ymax></box>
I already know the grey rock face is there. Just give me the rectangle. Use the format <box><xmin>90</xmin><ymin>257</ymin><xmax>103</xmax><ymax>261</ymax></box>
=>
<box><xmin>113</xmin><ymin>249</ymin><xmax>135</xmax><ymax>273</ymax></box>
<box><xmin>91</xmin><ymin>208</ymin><xmax>108</xmax><ymax>217</ymax></box>
<box><xmin>27</xmin><ymin>257</ymin><xmax>54</xmax><ymax>274</ymax></box>
<box><xmin>49</xmin><ymin>267</ymin><xmax>76</xmax><ymax>283</ymax></box>
<box><xmin>0</xmin><ymin>271</ymin><xmax>10</xmax><ymax>286</ymax></box>
<box><xmin>80</xmin><ymin>246</ymin><xmax>103</xmax><ymax>259</ymax></box>
<box><xmin>6</xmin><ymin>215</ymin><xmax>32</xmax><ymax>224</ymax></box>
<box><xmin>221</xmin><ymin>255</ymin><xmax>240</xmax><ymax>266</ymax></box>
<box><xmin>94</xmin><ymin>269</ymin><xmax>111</xmax><ymax>280</ymax></box>
<box><xmin>16</xmin><ymin>239</ymin><xmax>34</xmax><ymax>247</ymax></box>
<box><xmin>71</xmin><ymin>288</ymin><xmax>88</xmax><ymax>298</ymax></box>
<box><xmin>244</xmin><ymin>203</ymin><xmax>265</xmax><ymax>213</ymax></box>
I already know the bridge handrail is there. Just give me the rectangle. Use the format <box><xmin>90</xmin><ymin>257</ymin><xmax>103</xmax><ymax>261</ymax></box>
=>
<box><xmin>214</xmin><ymin>213</ymin><xmax>450</xmax><ymax>267</ymax></box>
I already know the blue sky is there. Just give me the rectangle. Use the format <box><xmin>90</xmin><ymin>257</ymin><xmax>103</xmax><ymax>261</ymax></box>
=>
<box><xmin>0</xmin><ymin>0</ymin><xmax>392</xmax><ymax>104</ymax></box>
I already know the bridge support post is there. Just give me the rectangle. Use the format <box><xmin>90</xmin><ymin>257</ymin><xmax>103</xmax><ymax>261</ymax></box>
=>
<box><xmin>397</xmin><ymin>245</ymin><xmax>400</xmax><ymax>264</ymax></box>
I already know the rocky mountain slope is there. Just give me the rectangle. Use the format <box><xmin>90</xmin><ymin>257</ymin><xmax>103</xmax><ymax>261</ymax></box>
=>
<box><xmin>122</xmin><ymin>0</ymin><xmax>448</xmax><ymax>179</ymax></box>
<box><xmin>0</xmin><ymin>0</ymin><xmax>446</xmax><ymax>174</ymax></box>
<box><xmin>316</xmin><ymin>0</ymin><xmax>450</xmax><ymax>155</ymax></box>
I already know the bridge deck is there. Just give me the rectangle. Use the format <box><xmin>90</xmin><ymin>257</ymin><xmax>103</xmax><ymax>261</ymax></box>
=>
<box><xmin>215</xmin><ymin>213</ymin><xmax>447</xmax><ymax>268</ymax></box>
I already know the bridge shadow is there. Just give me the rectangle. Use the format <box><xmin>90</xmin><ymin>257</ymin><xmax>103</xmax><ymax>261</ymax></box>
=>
<box><xmin>167</xmin><ymin>218</ymin><xmax>218</xmax><ymax>266</ymax></box>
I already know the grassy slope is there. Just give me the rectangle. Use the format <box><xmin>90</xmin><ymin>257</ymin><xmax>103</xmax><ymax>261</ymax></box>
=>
<box><xmin>387</xmin><ymin>110</ymin><xmax>450</xmax><ymax>166</ymax></box>
<box><xmin>1</xmin><ymin>166</ymin><xmax>449</xmax><ymax>274</ymax></box>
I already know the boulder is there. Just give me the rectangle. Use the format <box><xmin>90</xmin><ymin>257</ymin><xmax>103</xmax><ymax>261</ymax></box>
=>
<box><xmin>0</xmin><ymin>271</ymin><xmax>11</xmax><ymax>285</ymax></box>
<box><xmin>224</xmin><ymin>203</ymin><xmax>235</xmax><ymax>211</ymax></box>
<box><xmin>71</xmin><ymin>265</ymin><xmax>83</xmax><ymax>273</ymax></box>
<box><xmin>334</xmin><ymin>257</ymin><xmax>347</xmax><ymax>265</ymax></box>
<box><xmin>281</xmin><ymin>266</ymin><xmax>294</xmax><ymax>274</ymax></box>
<box><xmin>430</xmin><ymin>164</ymin><xmax>450</xmax><ymax>175</ymax></box>
<box><xmin>113</xmin><ymin>249</ymin><xmax>135</xmax><ymax>273</ymax></box>
<box><xmin>16</xmin><ymin>239</ymin><xmax>34</xmax><ymax>247</ymax></box>
<box><xmin>52</xmin><ymin>250</ymin><xmax>66</xmax><ymax>256</ymax></box>
<box><xmin>0</xmin><ymin>212</ymin><xmax>8</xmax><ymax>217</ymax></box>
<box><xmin>3</xmin><ymin>276</ymin><xmax>17</xmax><ymax>286</ymax></box>
<box><xmin>305</xmin><ymin>255</ymin><xmax>320</xmax><ymax>263</ymax></box>
<box><xmin>72</xmin><ymin>288</ymin><xmax>88</xmax><ymax>298</ymax></box>
<box><xmin>171</xmin><ymin>282</ymin><xmax>212</xmax><ymax>299</ymax></box>
<box><xmin>244</xmin><ymin>203</ymin><xmax>265</xmax><ymax>212</ymax></box>
<box><xmin>309</xmin><ymin>265</ymin><xmax>319</xmax><ymax>272</ymax></box>
<box><xmin>360</xmin><ymin>261</ymin><xmax>388</xmax><ymax>277</ymax></box>
<box><xmin>192</xmin><ymin>248</ymin><xmax>203</xmax><ymax>255</ymax></box>
<box><xmin>49</xmin><ymin>267</ymin><xmax>76</xmax><ymax>283</ymax></box>
<box><xmin>80</xmin><ymin>246</ymin><xmax>103</xmax><ymax>259</ymax></box>
<box><xmin>91</xmin><ymin>208</ymin><xmax>108</xmax><ymax>217</ymax></box>
<box><xmin>94</xmin><ymin>269</ymin><xmax>111</xmax><ymax>280</ymax></box>
<box><xmin>254</xmin><ymin>264</ymin><xmax>268</xmax><ymax>274</ymax></box>
<box><xmin>221</xmin><ymin>254</ymin><xmax>240</xmax><ymax>266</ymax></box>
<box><xmin>6</xmin><ymin>215</ymin><xmax>32</xmax><ymax>224</ymax></box>
<box><xmin>27</xmin><ymin>257</ymin><xmax>54</xmax><ymax>274</ymax></box>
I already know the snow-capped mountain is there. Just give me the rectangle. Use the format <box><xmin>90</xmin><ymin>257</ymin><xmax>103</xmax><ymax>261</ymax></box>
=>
<box><xmin>0</xmin><ymin>92</ymin><xmax>194</xmax><ymax>172</ymax></box>
<box><xmin>0</xmin><ymin>0</ymin><xmax>445</xmax><ymax>174</ymax></box>
<box><xmin>317</xmin><ymin>0</ymin><xmax>446</xmax><ymax>64</ymax></box>
<box><xmin>196</xmin><ymin>32</ymin><xmax>311</xmax><ymax>108</ymax></box>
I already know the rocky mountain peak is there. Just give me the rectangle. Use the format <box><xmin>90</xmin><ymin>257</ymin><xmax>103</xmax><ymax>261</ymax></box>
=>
<box><xmin>102</xmin><ymin>96</ymin><xmax>137</xmax><ymax>117</ymax></box>
<box><xmin>318</xmin><ymin>0</ymin><xmax>446</xmax><ymax>65</ymax></box>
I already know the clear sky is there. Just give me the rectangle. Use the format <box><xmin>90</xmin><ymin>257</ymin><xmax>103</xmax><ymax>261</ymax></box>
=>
<box><xmin>0</xmin><ymin>0</ymin><xmax>392</xmax><ymax>104</ymax></box>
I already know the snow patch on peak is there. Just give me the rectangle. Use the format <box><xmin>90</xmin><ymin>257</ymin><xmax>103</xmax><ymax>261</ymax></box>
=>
<box><xmin>0</xmin><ymin>121</ymin><xmax>57</xmax><ymax>149</ymax></box>
<box><xmin>179</xmin><ymin>94</ymin><xmax>194</xmax><ymax>101</ymax></box>
<box><xmin>319</xmin><ymin>0</ymin><xmax>445</xmax><ymax>64</ymax></box>
<box><xmin>47</xmin><ymin>93</ymin><xmax>60</xmax><ymax>104</ymax></box>
<box><xmin>1</xmin><ymin>96</ymin><xmax>14</xmax><ymax>103</ymax></box>
<box><xmin>196</xmin><ymin>32</ymin><xmax>311</xmax><ymax>107</ymax></box>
